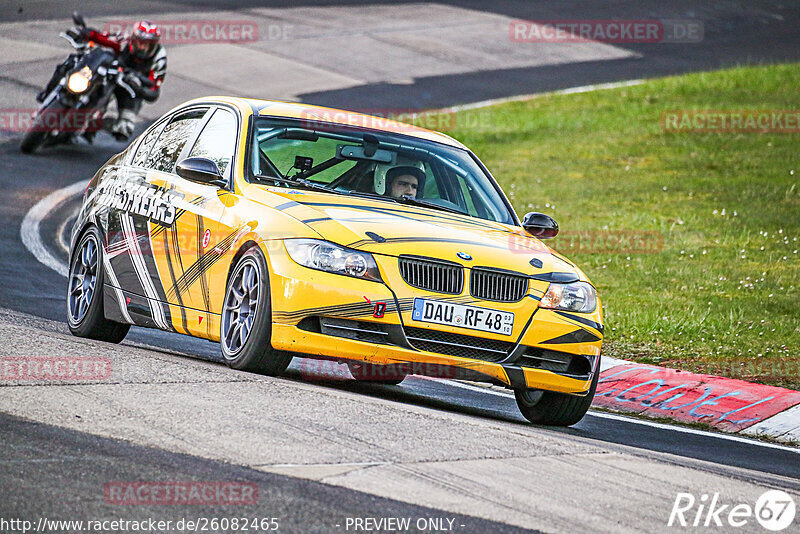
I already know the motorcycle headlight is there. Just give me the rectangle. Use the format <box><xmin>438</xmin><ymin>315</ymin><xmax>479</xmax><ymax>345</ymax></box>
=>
<box><xmin>539</xmin><ymin>281</ymin><xmax>597</xmax><ymax>313</ymax></box>
<box><xmin>284</xmin><ymin>239</ymin><xmax>382</xmax><ymax>282</ymax></box>
<box><xmin>67</xmin><ymin>66</ymin><xmax>93</xmax><ymax>94</ymax></box>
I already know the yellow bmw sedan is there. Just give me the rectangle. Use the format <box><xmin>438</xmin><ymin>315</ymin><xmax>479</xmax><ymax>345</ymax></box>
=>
<box><xmin>68</xmin><ymin>97</ymin><xmax>603</xmax><ymax>426</ymax></box>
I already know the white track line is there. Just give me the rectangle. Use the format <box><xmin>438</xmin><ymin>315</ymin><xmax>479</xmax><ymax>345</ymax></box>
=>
<box><xmin>20</xmin><ymin>179</ymin><xmax>86</xmax><ymax>278</ymax></box>
<box><xmin>437</xmin><ymin>79</ymin><xmax>644</xmax><ymax>113</ymax></box>
<box><xmin>587</xmin><ymin>411</ymin><xmax>800</xmax><ymax>454</ymax></box>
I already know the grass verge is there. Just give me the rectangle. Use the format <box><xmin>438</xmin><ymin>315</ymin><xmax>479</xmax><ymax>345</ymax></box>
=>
<box><xmin>437</xmin><ymin>63</ymin><xmax>800</xmax><ymax>390</ymax></box>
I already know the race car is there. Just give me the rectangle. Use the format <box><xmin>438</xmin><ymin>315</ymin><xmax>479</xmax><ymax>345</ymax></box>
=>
<box><xmin>67</xmin><ymin>96</ymin><xmax>603</xmax><ymax>426</ymax></box>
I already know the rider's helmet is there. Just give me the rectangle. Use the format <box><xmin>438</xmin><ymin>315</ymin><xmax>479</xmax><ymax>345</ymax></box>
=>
<box><xmin>129</xmin><ymin>20</ymin><xmax>161</xmax><ymax>60</ymax></box>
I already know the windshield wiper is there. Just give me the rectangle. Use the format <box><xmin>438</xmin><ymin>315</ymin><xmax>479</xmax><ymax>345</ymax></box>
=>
<box><xmin>395</xmin><ymin>195</ymin><xmax>467</xmax><ymax>215</ymax></box>
<box><xmin>294</xmin><ymin>177</ymin><xmax>347</xmax><ymax>195</ymax></box>
<box><xmin>253</xmin><ymin>174</ymin><xmax>345</xmax><ymax>196</ymax></box>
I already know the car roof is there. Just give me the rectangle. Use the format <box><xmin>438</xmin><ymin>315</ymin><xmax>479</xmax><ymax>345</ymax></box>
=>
<box><xmin>177</xmin><ymin>96</ymin><xmax>467</xmax><ymax>149</ymax></box>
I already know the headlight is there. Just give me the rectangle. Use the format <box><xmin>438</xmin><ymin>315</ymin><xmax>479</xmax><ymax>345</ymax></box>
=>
<box><xmin>284</xmin><ymin>239</ymin><xmax>382</xmax><ymax>282</ymax></box>
<box><xmin>67</xmin><ymin>66</ymin><xmax>93</xmax><ymax>94</ymax></box>
<box><xmin>539</xmin><ymin>281</ymin><xmax>597</xmax><ymax>313</ymax></box>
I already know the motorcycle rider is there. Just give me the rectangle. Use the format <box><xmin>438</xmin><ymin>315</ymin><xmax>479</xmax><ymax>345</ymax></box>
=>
<box><xmin>37</xmin><ymin>20</ymin><xmax>166</xmax><ymax>141</ymax></box>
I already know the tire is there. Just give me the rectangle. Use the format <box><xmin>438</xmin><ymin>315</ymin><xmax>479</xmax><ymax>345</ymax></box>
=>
<box><xmin>347</xmin><ymin>362</ymin><xmax>407</xmax><ymax>385</ymax></box>
<box><xmin>67</xmin><ymin>226</ymin><xmax>130</xmax><ymax>343</ymax></box>
<box><xmin>20</xmin><ymin>123</ymin><xmax>48</xmax><ymax>154</ymax></box>
<box><xmin>220</xmin><ymin>247</ymin><xmax>292</xmax><ymax>375</ymax></box>
<box><xmin>20</xmin><ymin>102</ymin><xmax>62</xmax><ymax>154</ymax></box>
<box><xmin>514</xmin><ymin>365</ymin><xmax>599</xmax><ymax>426</ymax></box>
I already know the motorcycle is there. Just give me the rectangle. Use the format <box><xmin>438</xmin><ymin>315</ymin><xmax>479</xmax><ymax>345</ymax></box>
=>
<box><xmin>20</xmin><ymin>12</ymin><xmax>138</xmax><ymax>153</ymax></box>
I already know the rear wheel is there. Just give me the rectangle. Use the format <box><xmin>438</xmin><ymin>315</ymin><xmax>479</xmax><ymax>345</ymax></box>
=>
<box><xmin>67</xmin><ymin>226</ymin><xmax>130</xmax><ymax>342</ymax></box>
<box><xmin>220</xmin><ymin>248</ymin><xmax>292</xmax><ymax>375</ymax></box>
<box><xmin>348</xmin><ymin>362</ymin><xmax>407</xmax><ymax>385</ymax></box>
<box><xmin>514</xmin><ymin>366</ymin><xmax>599</xmax><ymax>426</ymax></box>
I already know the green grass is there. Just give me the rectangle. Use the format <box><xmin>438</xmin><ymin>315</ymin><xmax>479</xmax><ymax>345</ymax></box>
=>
<box><xmin>437</xmin><ymin>63</ymin><xmax>800</xmax><ymax>389</ymax></box>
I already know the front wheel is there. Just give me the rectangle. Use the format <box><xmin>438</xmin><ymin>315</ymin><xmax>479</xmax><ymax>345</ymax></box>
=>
<box><xmin>67</xmin><ymin>226</ymin><xmax>130</xmax><ymax>343</ymax></box>
<box><xmin>514</xmin><ymin>367</ymin><xmax>599</xmax><ymax>426</ymax></box>
<box><xmin>220</xmin><ymin>247</ymin><xmax>292</xmax><ymax>375</ymax></box>
<box><xmin>20</xmin><ymin>101</ymin><xmax>62</xmax><ymax>154</ymax></box>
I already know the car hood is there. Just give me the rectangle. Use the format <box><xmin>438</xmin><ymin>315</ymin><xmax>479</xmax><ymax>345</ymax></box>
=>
<box><xmin>251</xmin><ymin>188</ymin><xmax>583</xmax><ymax>280</ymax></box>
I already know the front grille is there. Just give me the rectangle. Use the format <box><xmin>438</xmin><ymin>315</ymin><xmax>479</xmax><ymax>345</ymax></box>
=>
<box><xmin>404</xmin><ymin>326</ymin><xmax>513</xmax><ymax>362</ymax></box>
<box><xmin>470</xmin><ymin>268</ymin><xmax>529</xmax><ymax>302</ymax></box>
<box><xmin>399</xmin><ymin>256</ymin><xmax>464</xmax><ymax>294</ymax></box>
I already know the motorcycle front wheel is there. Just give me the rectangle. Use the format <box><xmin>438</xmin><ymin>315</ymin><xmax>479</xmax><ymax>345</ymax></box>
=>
<box><xmin>20</xmin><ymin>101</ymin><xmax>64</xmax><ymax>154</ymax></box>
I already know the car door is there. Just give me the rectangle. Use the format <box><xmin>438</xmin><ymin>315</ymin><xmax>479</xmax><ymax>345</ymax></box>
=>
<box><xmin>170</xmin><ymin>106</ymin><xmax>240</xmax><ymax>338</ymax></box>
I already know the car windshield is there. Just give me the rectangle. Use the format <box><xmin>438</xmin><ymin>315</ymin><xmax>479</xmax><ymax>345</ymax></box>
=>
<box><xmin>250</xmin><ymin>118</ymin><xmax>515</xmax><ymax>224</ymax></box>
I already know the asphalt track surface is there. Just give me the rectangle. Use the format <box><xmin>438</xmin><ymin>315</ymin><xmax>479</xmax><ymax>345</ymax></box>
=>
<box><xmin>2</xmin><ymin>1</ymin><xmax>800</xmax><ymax>532</ymax></box>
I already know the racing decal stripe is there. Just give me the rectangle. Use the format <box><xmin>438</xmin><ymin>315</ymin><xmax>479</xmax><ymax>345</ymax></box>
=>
<box><xmin>101</xmin><ymin>253</ymin><xmax>133</xmax><ymax>324</ymax></box>
<box><xmin>299</xmin><ymin>201</ymin><xmax>505</xmax><ymax>232</ymax></box>
<box><xmin>170</xmin><ymin>224</ymin><xmax>185</xmax><ymax>271</ymax></box>
<box><xmin>165</xmin><ymin>229</ymin><xmax>240</xmax><ymax>302</ymax></box>
<box><xmin>540</xmin><ymin>328</ymin><xmax>601</xmax><ymax>345</ymax></box>
<box><xmin>273</xmin><ymin>302</ymin><xmax>375</xmax><ymax>322</ymax></box>
<box><xmin>106</xmin><ymin>237</ymin><xmax>131</xmax><ymax>255</ymax></box>
<box><xmin>346</xmin><ymin>236</ymin><xmax>512</xmax><ymax>251</ymax></box>
<box><xmin>151</xmin><ymin>197</ymin><xmax>205</xmax><ymax>239</ymax></box>
<box><xmin>120</xmin><ymin>214</ymin><xmax>170</xmax><ymax>330</ymax></box>
<box><xmin>161</xmin><ymin>223</ymin><xmax>188</xmax><ymax>333</ymax></box>
<box><xmin>553</xmin><ymin>310</ymin><xmax>604</xmax><ymax>333</ymax></box>
<box><xmin>274</xmin><ymin>201</ymin><xmax>300</xmax><ymax>211</ymax></box>
<box><xmin>196</xmin><ymin>216</ymin><xmax>211</xmax><ymax>318</ymax></box>
<box><xmin>529</xmin><ymin>271</ymin><xmax>580</xmax><ymax>283</ymax></box>
<box><xmin>273</xmin><ymin>294</ymin><xmax>480</xmax><ymax>322</ymax></box>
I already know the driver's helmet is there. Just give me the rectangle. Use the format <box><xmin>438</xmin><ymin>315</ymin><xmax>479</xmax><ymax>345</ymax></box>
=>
<box><xmin>374</xmin><ymin>157</ymin><xmax>426</xmax><ymax>196</ymax></box>
<box><xmin>129</xmin><ymin>20</ymin><xmax>161</xmax><ymax>60</ymax></box>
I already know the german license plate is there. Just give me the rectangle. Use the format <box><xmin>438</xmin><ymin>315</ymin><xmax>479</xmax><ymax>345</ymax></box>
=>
<box><xmin>411</xmin><ymin>298</ymin><xmax>514</xmax><ymax>336</ymax></box>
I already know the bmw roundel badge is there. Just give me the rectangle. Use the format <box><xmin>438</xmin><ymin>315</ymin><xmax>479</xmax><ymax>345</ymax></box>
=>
<box><xmin>456</xmin><ymin>252</ymin><xmax>472</xmax><ymax>261</ymax></box>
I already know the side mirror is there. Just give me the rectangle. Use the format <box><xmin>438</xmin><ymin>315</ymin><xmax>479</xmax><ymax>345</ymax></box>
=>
<box><xmin>522</xmin><ymin>212</ymin><xmax>559</xmax><ymax>239</ymax></box>
<box><xmin>176</xmin><ymin>157</ymin><xmax>226</xmax><ymax>187</ymax></box>
<box><xmin>72</xmin><ymin>12</ymin><xmax>86</xmax><ymax>28</ymax></box>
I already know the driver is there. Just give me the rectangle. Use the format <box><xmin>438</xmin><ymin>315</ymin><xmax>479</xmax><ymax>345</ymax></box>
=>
<box><xmin>384</xmin><ymin>166</ymin><xmax>425</xmax><ymax>198</ymax></box>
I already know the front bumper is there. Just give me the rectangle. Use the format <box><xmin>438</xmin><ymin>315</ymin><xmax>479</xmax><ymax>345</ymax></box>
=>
<box><xmin>265</xmin><ymin>243</ymin><xmax>603</xmax><ymax>394</ymax></box>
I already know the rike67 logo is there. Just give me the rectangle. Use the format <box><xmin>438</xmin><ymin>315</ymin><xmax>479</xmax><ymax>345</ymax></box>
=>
<box><xmin>669</xmin><ymin>490</ymin><xmax>796</xmax><ymax>531</ymax></box>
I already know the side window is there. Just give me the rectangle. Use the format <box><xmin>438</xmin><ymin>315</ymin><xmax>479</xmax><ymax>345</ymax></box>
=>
<box><xmin>130</xmin><ymin>120</ymin><xmax>166</xmax><ymax>168</ymax></box>
<box><xmin>456</xmin><ymin>175</ymin><xmax>480</xmax><ymax>216</ymax></box>
<box><xmin>188</xmin><ymin>108</ymin><xmax>237</xmax><ymax>177</ymax></box>
<box><xmin>421</xmin><ymin>164</ymin><xmax>440</xmax><ymax>199</ymax></box>
<box><xmin>145</xmin><ymin>109</ymin><xmax>206</xmax><ymax>173</ymax></box>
